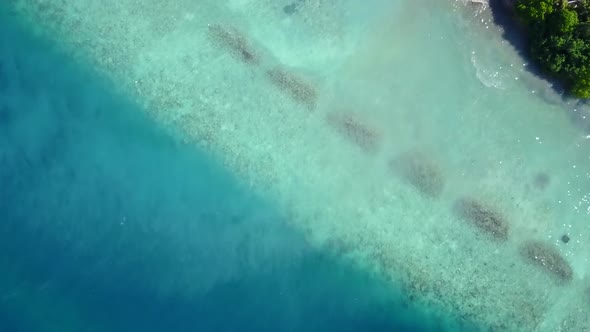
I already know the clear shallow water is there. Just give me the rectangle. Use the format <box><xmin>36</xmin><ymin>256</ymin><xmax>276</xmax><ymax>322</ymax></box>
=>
<box><xmin>0</xmin><ymin>9</ymin><xmax>461</xmax><ymax>332</ymax></box>
<box><xmin>5</xmin><ymin>0</ymin><xmax>590</xmax><ymax>330</ymax></box>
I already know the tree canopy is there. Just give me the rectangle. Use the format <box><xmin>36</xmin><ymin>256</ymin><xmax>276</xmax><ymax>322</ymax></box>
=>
<box><xmin>516</xmin><ymin>0</ymin><xmax>555</xmax><ymax>22</ymax></box>
<box><xmin>516</xmin><ymin>0</ymin><xmax>590</xmax><ymax>98</ymax></box>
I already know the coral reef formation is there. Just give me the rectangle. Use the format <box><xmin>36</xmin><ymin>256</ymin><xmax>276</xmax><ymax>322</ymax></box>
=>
<box><xmin>453</xmin><ymin>198</ymin><xmax>510</xmax><ymax>240</ymax></box>
<box><xmin>390</xmin><ymin>151</ymin><xmax>445</xmax><ymax>198</ymax></box>
<box><xmin>207</xmin><ymin>24</ymin><xmax>260</xmax><ymax>65</ymax></box>
<box><xmin>326</xmin><ymin>112</ymin><xmax>380</xmax><ymax>153</ymax></box>
<box><xmin>520</xmin><ymin>240</ymin><xmax>573</xmax><ymax>282</ymax></box>
<box><xmin>266</xmin><ymin>68</ymin><xmax>318</xmax><ymax>110</ymax></box>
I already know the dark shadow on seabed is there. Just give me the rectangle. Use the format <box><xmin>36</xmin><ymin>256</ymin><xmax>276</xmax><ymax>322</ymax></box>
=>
<box><xmin>0</xmin><ymin>7</ymin><xmax>476</xmax><ymax>332</ymax></box>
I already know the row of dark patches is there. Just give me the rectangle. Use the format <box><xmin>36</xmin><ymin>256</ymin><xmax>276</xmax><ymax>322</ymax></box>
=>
<box><xmin>320</xmin><ymin>95</ymin><xmax>574</xmax><ymax>282</ymax></box>
<box><xmin>392</xmin><ymin>154</ymin><xmax>573</xmax><ymax>282</ymax></box>
<box><xmin>394</xmin><ymin>148</ymin><xmax>573</xmax><ymax>281</ymax></box>
<box><xmin>390</xmin><ymin>146</ymin><xmax>572</xmax><ymax>282</ymax></box>
<box><xmin>206</xmin><ymin>23</ymin><xmax>574</xmax><ymax>283</ymax></box>
<box><xmin>207</xmin><ymin>24</ymin><xmax>318</xmax><ymax>110</ymax></box>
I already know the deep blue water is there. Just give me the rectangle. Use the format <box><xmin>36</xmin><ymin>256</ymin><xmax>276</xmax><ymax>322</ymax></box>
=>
<box><xmin>0</xmin><ymin>12</ymin><xmax>462</xmax><ymax>332</ymax></box>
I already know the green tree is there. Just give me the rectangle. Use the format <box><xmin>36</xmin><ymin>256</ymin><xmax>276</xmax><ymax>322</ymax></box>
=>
<box><xmin>516</xmin><ymin>0</ymin><xmax>590</xmax><ymax>98</ymax></box>
<box><xmin>577</xmin><ymin>22</ymin><xmax>590</xmax><ymax>38</ymax></box>
<box><xmin>572</xmin><ymin>76</ymin><xmax>590</xmax><ymax>97</ymax></box>
<box><xmin>549</xmin><ymin>8</ymin><xmax>579</xmax><ymax>33</ymax></box>
<box><xmin>516</xmin><ymin>0</ymin><xmax>556</xmax><ymax>23</ymax></box>
<box><xmin>532</xmin><ymin>35</ymin><xmax>567</xmax><ymax>73</ymax></box>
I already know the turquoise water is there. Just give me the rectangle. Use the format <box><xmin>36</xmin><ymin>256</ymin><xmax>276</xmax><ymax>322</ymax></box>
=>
<box><xmin>0</xmin><ymin>10</ymin><xmax>465</xmax><ymax>332</ymax></box>
<box><xmin>5</xmin><ymin>0</ymin><xmax>590</xmax><ymax>330</ymax></box>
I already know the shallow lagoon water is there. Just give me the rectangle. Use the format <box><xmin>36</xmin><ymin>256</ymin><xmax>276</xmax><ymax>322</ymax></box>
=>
<box><xmin>4</xmin><ymin>0</ymin><xmax>590</xmax><ymax>331</ymax></box>
<box><xmin>0</xmin><ymin>8</ymin><xmax>461</xmax><ymax>332</ymax></box>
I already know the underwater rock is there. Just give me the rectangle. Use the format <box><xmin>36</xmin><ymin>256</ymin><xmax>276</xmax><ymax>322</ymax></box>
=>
<box><xmin>533</xmin><ymin>172</ymin><xmax>550</xmax><ymax>190</ymax></box>
<box><xmin>283</xmin><ymin>3</ymin><xmax>298</xmax><ymax>15</ymax></box>
<box><xmin>453</xmin><ymin>198</ymin><xmax>509</xmax><ymax>241</ymax></box>
<box><xmin>326</xmin><ymin>112</ymin><xmax>380</xmax><ymax>153</ymax></box>
<box><xmin>390</xmin><ymin>151</ymin><xmax>444</xmax><ymax>198</ymax></box>
<box><xmin>207</xmin><ymin>24</ymin><xmax>260</xmax><ymax>65</ymax></box>
<box><xmin>283</xmin><ymin>0</ymin><xmax>306</xmax><ymax>15</ymax></box>
<box><xmin>266</xmin><ymin>67</ymin><xmax>318</xmax><ymax>110</ymax></box>
<box><xmin>520</xmin><ymin>241</ymin><xmax>573</xmax><ymax>282</ymax></box>
<box><xmin>561</xmin><ymin>234</ymin><xmax>570</xmax><ymax>244</ymax></box>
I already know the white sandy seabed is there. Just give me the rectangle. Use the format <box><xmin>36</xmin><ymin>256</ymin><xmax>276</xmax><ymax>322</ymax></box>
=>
<box><xmin>8</xmin><ymin>0</ymin><xmax>590</xmax><ymax>330</ymax></box>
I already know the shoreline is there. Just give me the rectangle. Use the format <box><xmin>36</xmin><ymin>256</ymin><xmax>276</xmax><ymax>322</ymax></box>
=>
<box><xmin>490</xmin><ymin>0</ymin><xmax>590</xmax><ymax>132</ymax></box>
<box><xmin>464</xmin><ymin>0</ymin><xmax>590</xmax><ymax>134</ymax></box>
<box><xmin>487</xmin><ymin>0</ymin><xmax>568</xmax><ymax>94</ymax></box>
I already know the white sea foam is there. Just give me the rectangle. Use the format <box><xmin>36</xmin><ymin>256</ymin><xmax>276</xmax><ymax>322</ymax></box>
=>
<box><xmin>471</xmin><ymin>53</ymin><xmax>505</xmax><ymax>89</ymax></box>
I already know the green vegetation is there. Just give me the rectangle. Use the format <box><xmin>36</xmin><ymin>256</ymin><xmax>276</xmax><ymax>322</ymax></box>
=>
<box><xmin>515</xmin><ymin>0</ymin><xmax>590</xmax><ymax>98</ymax></box>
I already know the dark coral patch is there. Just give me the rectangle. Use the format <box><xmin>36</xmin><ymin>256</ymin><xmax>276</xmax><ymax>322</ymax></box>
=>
<box><xmin>520</xmin><ymin>241</ymin><xmax>573</xmax><ymax>282</ymax></box>
<box><xmin>283</xmin><ymin>3</ymin><xmax>298</xmax><ymax>15</ymax></box>
<box><xmin>453</xmin><ymin>198</ymin><xmax>509</xmax><ymax>241</ymax></box>
<box><xmin>266</xmin><ymin>68</ymin><xmax>318</xmax><ymax>110</ymax></box>
<box><xmin>326</xmin><ymin>112</ymin><xmax>380</xmax><ymax>153</ymax></box>
<box><xmin>207</xmin><ymin>24</ymin><xmax>260</xmax><ymax>65</ymax></box>
<box><xmin>390</xmin><ymin>151</ymin><xmax>444</xmax><ymax>198</ymax></box>
<box><xmin>533</xmin><ymin>172</ymin><xmax>550</xmax><ymax>190</ymax></box>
